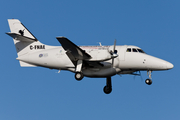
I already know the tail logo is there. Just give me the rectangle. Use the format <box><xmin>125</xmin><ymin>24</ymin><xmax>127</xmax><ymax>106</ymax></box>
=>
<box><xmin>19</xmin><ymin>29</ymin><xmax>25</xmax><ymax>36</ymax></box>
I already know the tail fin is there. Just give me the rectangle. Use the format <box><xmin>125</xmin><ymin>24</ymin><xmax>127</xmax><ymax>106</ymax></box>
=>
<box><xmin>7</xmin><ymin>19</ymin><xmax>38</xmax><ymax>40</ymax></box>
<box><xmin>7</xmin><ymin>19</ymin><xmax>44</xmax><ymax>67</ymax></box>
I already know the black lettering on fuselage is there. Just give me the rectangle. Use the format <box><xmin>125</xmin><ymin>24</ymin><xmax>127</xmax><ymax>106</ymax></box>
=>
<box><xmin>30</xmin><ymin>45</ymin><xmax>45</xmax><ymax>50</ymax></box>
<box><xmin>30</xmin><ymin>45</ymin><xmax>33</xmax><ymax>50</ymax></box>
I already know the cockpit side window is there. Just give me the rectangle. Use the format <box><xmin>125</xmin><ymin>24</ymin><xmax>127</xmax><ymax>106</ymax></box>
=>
<box><xmin>126</xmin><ymin>48</ymin><xmax>145</xmax><ymax>53</ymax></box>
<box><xmin>126</xmin><ymin>48</ymin><xmax>131</xmax><ymax>52</ymax></box>
<box><xmin>137</xmin><ymin>49</ymin><xmax>145</xmax><ymax>53</ymax></box>
<box><xmin>132</xmin><ymin>48</ymin><xmax>138</xmax><ymax>52</ymax></box>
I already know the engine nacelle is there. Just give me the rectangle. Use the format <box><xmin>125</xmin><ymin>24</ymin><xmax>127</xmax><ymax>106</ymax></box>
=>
<box><xmin>87</xmin><ymin>49</ymin><xmax>112</xmax><ymax>61</ymax></box>
<box><xmin>82</xmin><ymin>67</ymin><xmax>121</xmax><ymax>78</ymax></box>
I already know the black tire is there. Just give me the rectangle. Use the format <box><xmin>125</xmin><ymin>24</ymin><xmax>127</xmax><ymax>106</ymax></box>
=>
<box><xmin>103</xmin><ymin>86</ymin><xmax>112</xmax><ymax>94</ymax></box>
<box><xmin>75</xmin><ymin>72</ymin><xmax>84</xmax><ymax>81</ymax></box>
<box><xmin>145</xmin><ymin>79</ymin><xmax>152</xmax><ymax>85</ymax></box>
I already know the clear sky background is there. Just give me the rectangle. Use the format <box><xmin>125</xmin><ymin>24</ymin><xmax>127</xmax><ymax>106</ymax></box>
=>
<box><xmin>0</xmin><ymin>0</ymin><xmax>179</xmax><ymax>120</ymax></box>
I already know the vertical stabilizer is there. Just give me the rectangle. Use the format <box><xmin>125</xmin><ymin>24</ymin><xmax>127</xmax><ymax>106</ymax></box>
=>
<box><xmin>8</xmin><ymin>19</ymin><xmax>37</xmax><ymax>40</ymax></box>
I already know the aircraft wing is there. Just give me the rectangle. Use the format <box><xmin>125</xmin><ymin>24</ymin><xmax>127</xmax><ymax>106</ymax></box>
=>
<box><xmin>56</xmin><ymin>37</ymin><xmax>92</xmax><ymax>60</ymax></box>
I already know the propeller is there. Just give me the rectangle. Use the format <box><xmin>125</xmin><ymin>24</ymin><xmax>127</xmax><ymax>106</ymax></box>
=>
<box><xmin>111</xmin><ymin>39</ymin><xmax>118</xmax><ymax>66</ymax></box>
<box><xmin>113</xmin><ymin>39</ymin><xmax>116</xmax><ymax>53</ymax></box>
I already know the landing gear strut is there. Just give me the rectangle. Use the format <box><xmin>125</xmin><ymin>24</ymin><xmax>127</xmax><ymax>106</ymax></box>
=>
<box><xmin>75</xmin><ymin>60</ymin><xmax>84</xmax><ymax>81</ymax></box>
<box><xmin>103</xmin><ymin>77</ymin><xmax>112</xmax><ymax>94</ymax></box>
<box><xmin>145</xmin><ymin>70</ymin><xmax>152</xmax><ymax>85</ymax></box>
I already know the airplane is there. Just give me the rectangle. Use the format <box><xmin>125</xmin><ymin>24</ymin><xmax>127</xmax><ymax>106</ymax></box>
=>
<box><xmin>6</xmin><ymin>19</ymin><xmax>174</xmax><ymax>94</ymax></box>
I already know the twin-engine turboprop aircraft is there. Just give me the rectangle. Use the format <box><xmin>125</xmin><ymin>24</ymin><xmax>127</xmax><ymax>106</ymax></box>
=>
<box><xmin>6</xmin><ymin>19</ymin><xmax>174</xmax><ymax>94</ymax></box>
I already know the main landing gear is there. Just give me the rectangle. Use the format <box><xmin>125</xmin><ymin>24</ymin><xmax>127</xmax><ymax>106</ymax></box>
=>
<box><xmin>75</xmin><ymin>60</ymin><xmax>84</xmax><ymax>81</ymax></box>
<box><xmin>103</xmin><ymin>77</ymin><xmax>112</xmax><ymax>94</ymax></box>
<box><xmin>145</xmin><ymin>70</ymin><xmax>152</xmax><ymax>85</ymax></box>
<box><xmin>75</xmin><ymin>72</ymin><xmax>84</xmax><ymax>81</ymax></box>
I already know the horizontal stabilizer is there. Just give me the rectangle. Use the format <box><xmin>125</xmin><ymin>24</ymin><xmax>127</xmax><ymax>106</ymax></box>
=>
<box><xmin>6</xmin><ymin>33</ymin><xmax>38</xmax><ymax>42</ymax></box>
<box><xmin>19</xmin><ymin>61</ymin><xmax>37</xmax><ymax>67</ymax></box>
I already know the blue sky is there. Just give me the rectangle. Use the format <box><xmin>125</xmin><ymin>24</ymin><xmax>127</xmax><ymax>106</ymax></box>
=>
<box><xmin>0</xmin><ymin>0</ymin><xmax>179</xmax><ymax>120</ymax></box>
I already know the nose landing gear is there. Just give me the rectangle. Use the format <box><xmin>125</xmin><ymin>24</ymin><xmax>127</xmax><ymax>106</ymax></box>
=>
<box><xmin>145</xmin><ymin>79</ymin><xmax>152</xmax><ymax>85</ymax></box>
<box><xmin>145</xmin><ymin>70</ymin><xmax>152</xmax><ymax>85</ymax></box>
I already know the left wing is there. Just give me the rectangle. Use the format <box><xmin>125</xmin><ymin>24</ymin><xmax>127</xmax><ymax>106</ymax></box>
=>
<box><xmin>56</xmin><ymin>37</ymin><xmax>92</xmax><ymax>60</ymax></box>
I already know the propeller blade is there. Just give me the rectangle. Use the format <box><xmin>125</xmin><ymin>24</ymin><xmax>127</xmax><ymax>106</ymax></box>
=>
<box><xmin>113</xmin><ymin>39</ymin><xmax>116</xmax><ymax>52</ymax></box>
<box><xmin>112</xmin><ymin>39</ymin><xmax>117</xmax><ymax>66</ymax></box>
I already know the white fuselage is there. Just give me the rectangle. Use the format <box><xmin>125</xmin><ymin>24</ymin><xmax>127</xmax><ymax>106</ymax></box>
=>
<box><xmin>17</xmin><ymin>45</ymin><xmax>173</xmax><ymax>78</ymax></box>
<box><xmin>7</xmin><ymin>19</ymin><xmax>174</xmax><ymax>94</ymax></box>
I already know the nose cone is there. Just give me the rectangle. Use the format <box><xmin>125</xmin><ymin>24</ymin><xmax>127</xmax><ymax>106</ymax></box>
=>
<box><xmin>166</xmin><ymin>62</ymin><xmax>174</xmax><ymax>70</ymax></box>
<box><xmin>145</xmin><ymin>54</ymin><xmax>174</xmax><ymax>70</ymax></box>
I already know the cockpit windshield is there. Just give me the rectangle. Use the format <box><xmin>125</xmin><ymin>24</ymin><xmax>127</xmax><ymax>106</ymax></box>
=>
<box><xmin>126</xmin><ymin>48</ymin><xmax>145</xmax><ymax>53</ymax></box>
<box><xmin>137</xmin><ymin>49</ymin><xmax>145</xmax><ymax>53</ymax></box>
<box><xmin>126</xmin><ymin>48</ymin><xmax>131</xmax><ymax>52</ymax></box>
<box><xmin>132</xmin><ymin>48</ymin><xmax>138</xmax><ymax>52</ymax></box>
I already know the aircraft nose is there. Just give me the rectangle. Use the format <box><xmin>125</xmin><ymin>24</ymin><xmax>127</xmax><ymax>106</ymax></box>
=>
<box><xmin>166</xmin><ymin>61</ymin><xmax>174</xmax><ymax>70</ymax></box>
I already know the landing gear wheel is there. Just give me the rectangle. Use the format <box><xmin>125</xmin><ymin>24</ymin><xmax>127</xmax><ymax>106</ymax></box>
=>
<box><xmin>145</xmin><ymin>79</ymin><xmax>152</xmax><ymax>85</ymax></box>
<box><xmin>103</xmin><ymin>86</ymin><xmax>112</xmax><ymax>94</ymax></box>
<box><xmin>75</xmin><ymin>72</ymin><xmax>84</xmax><ymax>81</ymax></box>
<box><xmin>103</xmin><ymin>77</ymin><xmax>112</xmax><ymax>94</ymax></box>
